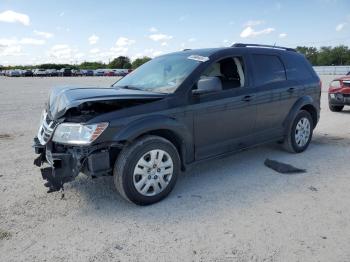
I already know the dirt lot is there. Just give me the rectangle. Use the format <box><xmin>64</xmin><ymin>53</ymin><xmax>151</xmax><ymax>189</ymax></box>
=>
<box><xmin>0</xmin><ymin>75</ymin><xmax>349</xmax><ymax>262</ymax></box>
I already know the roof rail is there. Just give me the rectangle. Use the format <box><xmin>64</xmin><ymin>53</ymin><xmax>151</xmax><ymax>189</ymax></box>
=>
<box><xmin>232</xmin><ymin>43</ymin><xmax>296</xmax><ymax>52</ymax></box>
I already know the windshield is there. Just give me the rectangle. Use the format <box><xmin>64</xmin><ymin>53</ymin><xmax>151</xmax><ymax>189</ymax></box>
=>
<box><xmin>112</xmin><ymin>53</ymin><xmax>202</xmax><ymax>93</ymax></box>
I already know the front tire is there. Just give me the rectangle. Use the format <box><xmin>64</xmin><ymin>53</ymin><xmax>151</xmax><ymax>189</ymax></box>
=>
<box><xmin>329</xmin><ymin>104</ymin><xmax>344</xmax><ymax>112</ymax></box>
<box><xmin>283</xmin><ymin>110</ymin><xmax>313</xmax><ymax>153</ymax></box>
<box><xmin>114</xmin><ymin>135</ymin><xmax>180</xmax><ymax>205</ymax></box>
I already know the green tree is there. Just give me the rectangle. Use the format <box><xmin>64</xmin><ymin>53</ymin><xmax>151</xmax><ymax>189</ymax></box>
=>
<box><xmin>331</xmin><ymin>45</ymin><xmax>349</xmax><ymax>65</ymax></box>
<box><xmin>108</xmin><ymin>56</ymin><xmax>131</xmax><ymax>69</ymax></box>
<box><xmin>296</xmin><ymin>46</ymin><xmax>319</xmax><ymax>65</ymax></box>
<box><xmin>80</xmin><ymin>61</ymin><xmax>106</xmax><ymax>70</ymax></box>
<box><xmin>131</xmin><ymin>56</ymin><xmax>151</xmax><ymax>69</ymax></box>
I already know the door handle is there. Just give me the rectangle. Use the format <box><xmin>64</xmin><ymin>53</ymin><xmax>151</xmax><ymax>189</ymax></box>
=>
<box><xmin>287</xmin><ymin>87</ymin><xmax>295</xmax><ymax>93</ymax></box>
<box><xmin>242</xmin><ymin>95</ymin><xmax>254</xmax><ymax>102</ymax></box>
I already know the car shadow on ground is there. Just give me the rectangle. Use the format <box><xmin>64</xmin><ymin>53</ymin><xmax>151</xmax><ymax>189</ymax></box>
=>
<box><xmin>61</xmin><ymin>133</ymin><xmax>349</xmax><ymax>222</ymax></box>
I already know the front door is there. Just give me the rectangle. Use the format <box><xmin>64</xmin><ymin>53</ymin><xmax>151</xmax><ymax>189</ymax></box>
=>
<box><xmin>191</xmin><ymin>56</ymin><xmax>257</xmax><ymax>160</ymax></box>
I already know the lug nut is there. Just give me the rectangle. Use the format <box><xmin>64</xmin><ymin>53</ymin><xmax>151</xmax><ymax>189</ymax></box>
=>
<box><xmin>148</xmin><ymin>175</ymin><xmax>151</xmax><ymax>180</ymax></box>
<box><xmin>154</xmin><ymin>175</ymin><xmax>158</xmax><ymax>179</ymax></box>
<box><xmin>157</xmin><ymin>168</ymin><xmax>161</xmax><ymax>172</ymax></box>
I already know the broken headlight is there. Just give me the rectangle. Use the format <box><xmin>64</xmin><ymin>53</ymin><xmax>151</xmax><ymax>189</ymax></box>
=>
<box><xmin>52</xmin><ymin>122</ymin><xmax>108</xmax><ymax>145</ymax></box>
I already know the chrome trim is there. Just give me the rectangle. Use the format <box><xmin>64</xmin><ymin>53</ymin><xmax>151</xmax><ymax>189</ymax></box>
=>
<box><xmin>37</xmin><ymin>110</ymin><xmax>57</xmax><ymax>145</ymax></box>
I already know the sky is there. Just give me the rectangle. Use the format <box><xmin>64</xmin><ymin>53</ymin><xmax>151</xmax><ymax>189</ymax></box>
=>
<box><xmin>0</xmin><ymin>0</ymin><xmax>349</xmax><ymax>66</ymax></box>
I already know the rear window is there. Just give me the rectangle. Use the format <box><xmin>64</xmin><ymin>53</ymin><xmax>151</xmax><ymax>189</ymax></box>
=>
<box><xmin>283</xmin><ymin>54</ymin><xmax>314</xmax><ymax>80</ymax></box>
<box><xmin>252</xmin><ymin>54</ymin><xmax>286</xmax><ymax>86</ymax></box>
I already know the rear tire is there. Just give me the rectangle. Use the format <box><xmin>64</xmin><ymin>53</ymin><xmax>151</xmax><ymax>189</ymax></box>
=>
<box><xmin>283</xmin><ymin>110</ymin><xmax>313</xmax><ymax>153</ymax></box>
<box><xmin>329</xmin><ymin>104</ymin><xmax>344</xmax><ymax>112</ymax></box>
<box><xmin>113</xmin><ymin>135</ymin><xmax>180</xmax><ymax>205</ymax></box>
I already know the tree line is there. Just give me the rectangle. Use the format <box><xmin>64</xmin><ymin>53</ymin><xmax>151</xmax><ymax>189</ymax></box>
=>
<box><xmin>295</xmin><ymin>45</ymin><xmax>350</xmax><ymax>66</ymax></box>
<box><xmin>1</xmin><ymin>45</ymin><xmax>350</xmax><ymax>70</ymax></box>
<box><xmin>0</xmin><ymin>56</ymin><xmax>152</xmax><ymax>71</ymax></box>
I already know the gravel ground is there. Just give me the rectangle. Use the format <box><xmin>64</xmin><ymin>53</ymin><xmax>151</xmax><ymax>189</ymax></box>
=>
<box><xmin>0</xmin><ymin>75</ymin><xmax>349</xmax><ymax>262</ymax></box>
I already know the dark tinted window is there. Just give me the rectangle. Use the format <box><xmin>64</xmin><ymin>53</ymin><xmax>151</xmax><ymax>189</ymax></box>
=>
<box><xmin>283</xmin><ymin>54</ymin><xmax>314</xmax><ymax>80</ymax></box>
<box><xmin>252</xmin><ymin>54</ymin><xmax>286</xmax><ymax>86</ymax></box>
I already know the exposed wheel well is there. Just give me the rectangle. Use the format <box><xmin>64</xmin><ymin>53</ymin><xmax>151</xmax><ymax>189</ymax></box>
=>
<box><xmin>134</xmin><ymin>129</ymin><xmax>186</xmax><ymax>171</ymax></box>
<box><xmin>300</xmin><ymin>104</ymin><xmax>318</xmax><ymax>128</ymax></box>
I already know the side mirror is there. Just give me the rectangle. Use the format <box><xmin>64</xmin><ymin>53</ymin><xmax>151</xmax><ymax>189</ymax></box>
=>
<box><xmin>193</xmin><ymin>77</ymin><xmax>222</xmax><ymax>95</ymax></box>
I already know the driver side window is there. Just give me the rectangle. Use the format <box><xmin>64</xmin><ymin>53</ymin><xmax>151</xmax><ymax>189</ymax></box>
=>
<box><xmin>198</xmin><ymin>56</ymin><xmax>245</xmax><ymax>93</ymax></box>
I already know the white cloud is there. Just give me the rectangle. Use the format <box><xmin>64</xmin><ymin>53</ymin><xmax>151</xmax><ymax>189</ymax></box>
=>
<box><xmin>149</xmin><ymin>27</ymin><xmax>158</xmax><ymax>32</ymax></box>
<box><xmin>48</xmin><ymin>44</ymin><xmax>73</xmax><ymax>60</ymax></box>
<box><xmin>34</xmin><ymin>30</ymin><xmax>54</xmax><ymax>39</ymax></box>
<box><xmin>188</xmin><ymin>38</ymin><xmax>196</xmax><ymax>42</ymax></box>
<box><xmin>152</xmin><ymin>51</ymin><xmax>164</xmax><ymax>57</ymax></box>
<box><xmin>88</xmin><ymin>34</ymin><xmax>99</xmax><ymax>45</ymax></box>
<box><xmin>149</xmin><ymin>33</ymin><xmax>173</xmax><ymax>42</ymax></box>
<box><xmin>336</xmin><ymin>23</ymin><xmax>346</xmax><ymax>32</ymax></box>
<box><xmin>19</xmin><ymin>38</ymin><xmax>46</xmax><ymax>45</ymax></box>
<box><xmin>240</xmin><ymin>26</ymin><xmax>275</xmax><ymax>38</ymax></box>
<box><xmin>115</xmin><ymin>37</ymin><xmax>136</xmax><ymax>47</ymax></box>
<box><xmin>110</xmin><ymin>46</ymin><xmax>128</xmax><ymax>54</ymax></box>
<box><xmin>89</xmin><ymin>48</ymin><xmax>100</xmax><ymax>54</ymax></box>
<box><xmin>59</xmin><ymin>12</ymin><xmax>65</xmax><ymax>17</ymax></box>
<box><xmin>0</xmin><ymin>10</ymin><xmax>30</xmax><ymax>26</ymax></box>
<box><xmin>279</xmin><ymin>33</ymin><xmax>287</xmax><ymax>38</ymax></box>
<box><xmin>243</xmin><ymin>20</ymin><xmax>265</xmax><ymax>27</ymax></box>
<box><xmin>161</xmin><ymin>42</ymin><xmax>168</xmax><ymax>46</ymax></box>
<box><xmin>0</xmin><ymin>44</ymin><xmax>22</xmax><ymax>56</ymax></box>
<box><xmin>223</xmin><ymin>39</ymin><xmax>232</xmax><ymax>47</ymax></box>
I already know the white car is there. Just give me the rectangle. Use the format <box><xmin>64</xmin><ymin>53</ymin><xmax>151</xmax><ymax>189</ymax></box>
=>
<box><xmin>33</xmin><ymin>69</ymin><xmax>48</xmax><ymax>77</ymax></box>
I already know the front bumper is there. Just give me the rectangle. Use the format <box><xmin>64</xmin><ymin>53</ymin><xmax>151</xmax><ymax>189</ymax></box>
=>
<box><xmin>33</xmin><ymin>137</ymin><xmax>115</xmax><ymax>193</ymax></box>
<box><xmin>328</xmin><ymin>93</ymin><xmax>350</xmax><ymax>106</ymax></box>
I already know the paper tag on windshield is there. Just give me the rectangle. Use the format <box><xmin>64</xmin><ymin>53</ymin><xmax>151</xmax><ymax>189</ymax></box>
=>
<box><xmin>187</xmin><ymin>55</ymin><xmax>209</xmax><ymax>62</ymax></box>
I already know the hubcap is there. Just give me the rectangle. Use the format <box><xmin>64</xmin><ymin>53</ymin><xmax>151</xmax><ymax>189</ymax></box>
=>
<box><xmin>133</xmin><ymin>149</ymin><xmax>174</xmax><ymax>196</ymax></box>
<box><xmin>295</xmin><ymin>117</ymin><xmax>311</xmax><ymax>147</ymax></box>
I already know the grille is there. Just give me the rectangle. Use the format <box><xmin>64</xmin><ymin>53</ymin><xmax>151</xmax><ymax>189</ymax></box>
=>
<box><xmin>37</xmin><ymin>111</ymin><xmax>58</xmax><ymax>145</ymax></box>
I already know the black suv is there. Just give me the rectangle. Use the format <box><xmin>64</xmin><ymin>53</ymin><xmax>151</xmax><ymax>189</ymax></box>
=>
<box><xmin>34</xmin><ymin>43</ymin><xmax>321</xmax><ymax>205</ymax></box>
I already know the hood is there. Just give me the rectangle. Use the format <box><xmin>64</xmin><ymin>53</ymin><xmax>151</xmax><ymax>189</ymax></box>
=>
<box><xmin>48</xmin><ymin>86</ymin><xmax>166</xmax><ymax>119</ymax></box>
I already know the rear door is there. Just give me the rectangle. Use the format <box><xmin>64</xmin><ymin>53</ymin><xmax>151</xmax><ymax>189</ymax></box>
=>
<box><xmin>249</xmin><ymin>53</ymin><xmax>297</xmax><ymax>141</ymax></box>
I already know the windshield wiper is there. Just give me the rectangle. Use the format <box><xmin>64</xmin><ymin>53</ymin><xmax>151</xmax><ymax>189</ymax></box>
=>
<box><xmin>117</xmin><ymin>85</ymin><xmax>142</xmax><ymax>91</ymax></box>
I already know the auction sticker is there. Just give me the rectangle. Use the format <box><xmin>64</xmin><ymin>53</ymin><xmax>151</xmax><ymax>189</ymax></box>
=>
<box><xmin>187</xmin><ymin>55</ymin><xmax>209</xmax><ymax>62</ymax></box>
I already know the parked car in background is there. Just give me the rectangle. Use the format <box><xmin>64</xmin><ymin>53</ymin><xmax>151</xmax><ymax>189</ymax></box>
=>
<box><xmin>33</xmin><ymin>43</ymin><xmax>321</xmax><ymax>205</ymax></box>
<box><xmin>45</xmin><ymin>69</ymin><xmax>58</xmax><ymax>76</ymax></box>
<box><xmin>34</xmin><ymin>69</ymin><xmax>48</xmax><ymax>77</ymax></box>
<box><xmin>328</xmin><ymin>76</ymin><xmax>350</xmax><ymax>112</ymax></box>
<box><xmin>59</xmin><ymin>68</ymin><xmax>72</xmax><ymax>77</ymax></box>
<box><xmin>82</xmin><ymin>70</ymin><xmax>94</xmax><ymax>76</ymax></box>
<box><xmin>23</xmin><ymin>69</ymin><xmax>34</xmax><ymax>77</ymax></box>
<box><xmin>72</xmin><ymin>69</ymin><xmax>83</xmax><ymax>76</ymax></box>
<box><xmin>94</xmin><ymin>69</ymin><xmax>105</xmax><ymax>76</ymax></box>
<box><xmin>9</xmin><ymin>70</ymin><xmax>21</xmax><ymax>77</ymax></box>
<box><xmin>104</xmin><ymin>70</ymin><xmax>115</xmax><ymax>76</ymax></box>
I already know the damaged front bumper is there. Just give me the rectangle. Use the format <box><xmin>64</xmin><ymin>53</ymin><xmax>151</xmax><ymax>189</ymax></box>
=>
<box><xmin>33</xmin><ymin>137</ymin><xmax>116</xmax><ymax>193</ymax></box>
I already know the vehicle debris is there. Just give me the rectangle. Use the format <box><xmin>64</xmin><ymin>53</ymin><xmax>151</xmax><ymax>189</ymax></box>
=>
<box><xmin>264</xmin><ymin>159</ymin><xmax>306</xmax><ymax>174</ymax></box>
<box><xmin>0</xmin><ymin>133</ymin><xmax>13</xmax><ymax>140</ymax></box>
<box><xmin>308</xmin><ymin>186</ymin><xmax>318</xmax><ymax>192</ymax></box>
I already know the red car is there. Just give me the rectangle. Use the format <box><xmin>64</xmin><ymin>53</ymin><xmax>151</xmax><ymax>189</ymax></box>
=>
<box><xmin>104</xmin><ymin>71</ymin><xmax>115</xmax><ymax>76</ymax></box>
<box><xmin>328</xmin><ymin>76</ymin><xmax>350</xmax><ymax>112</ymax></box>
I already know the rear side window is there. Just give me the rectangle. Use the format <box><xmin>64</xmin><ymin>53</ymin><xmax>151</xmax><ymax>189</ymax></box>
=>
<box><xmin>252</xmin><ymin>54</ymin><xmax>286</xmax><ymax>86</ymax></box>
<box><xmin>283</xmin><ymin>54</ymin><xmax>314</xmax><ymax>80</ymax></box>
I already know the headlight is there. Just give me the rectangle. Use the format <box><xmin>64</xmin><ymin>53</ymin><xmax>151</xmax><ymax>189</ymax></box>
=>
<box><xmin>52</xmin><ymin>122</ymin><xmax>108</xmax><ymax>145</ymax></box>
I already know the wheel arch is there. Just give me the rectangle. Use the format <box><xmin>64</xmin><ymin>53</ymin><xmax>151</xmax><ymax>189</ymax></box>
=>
<box><xmin>112</xmin><ymin>115</ymin><xmax>194</xmax><ymax>170</ymax></box>
<box><xmin>283</xmin><ymin>96</ymin><xmax>319</xmax><ymax>134</ymax></box>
